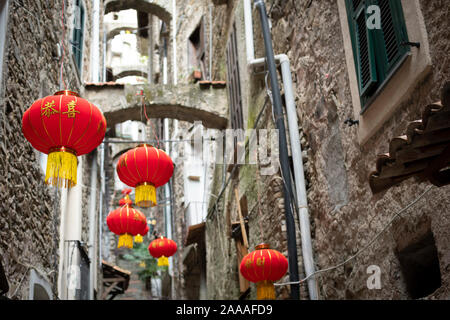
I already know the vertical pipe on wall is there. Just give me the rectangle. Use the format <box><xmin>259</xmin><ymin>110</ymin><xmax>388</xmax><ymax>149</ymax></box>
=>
<box><xmin>279</xmin><ymin>56</ymin><xmax>319</xmax><ymax>300</ymax></box>
<box><xmin>102</xmin><ymin>28</ymin><xmax>107</xmax><ymax>82</ymax></box>
<box><xmin>57</xmin><ymin>188</ymin><xmax>68</xmax><ymax>299</ymax></box>
<box><xmin>244</xmin><ymin>0</ymin><xmax>319</xmax><ymax>299</ymax></box>
<box><xmin>64</xmin><ymin>157</ymin><xmax>84</xmax><ymax>300</ymax></box>
<box><xmin>209</xmin><ymin>4</ymin><xmax>213</xmax><ymax>81</ymax></box>
<box><xmin>88</xmin><ymin>151</ymin><xmax>98</xmax><ymax>300</ymax></box>
<box><xmin>148</xmin><ymin>14</ymin><xmax>154</xmax><ymax>84</ymax></box>
<box><xmin>162</xmin><ymin>27</ymin><xmax>174</xmax><ymax>297</ymax></box>
<box><xmin>243</xmin><ymin>0</ymin><xmax>255</xmax><ymax>64</ymax></box>
<box><xmin>98</xmin><ymin>143</ymin><xmax>105</xmax><ymax>277</ymax></box>
<box><xmin>171</xmin><ymin>0</ymin><xmax>179</xmax><ymax>144</ymax></box>
<box><xmin>254</xmin><ymin>0</ymin><xmax>300</xmax><ymax>300</ymax></box>
<box><xmin>90</xmin><ymin>0</ymin><xmax>100</xmax><ymax>83</ymax></box>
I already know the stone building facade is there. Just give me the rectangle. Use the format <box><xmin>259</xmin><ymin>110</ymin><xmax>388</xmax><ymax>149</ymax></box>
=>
<box><xmin>198</xmin><ymin>0</ymin><xmax>450</xmax><ymax>300</ymax></box>
<box><xmin>0</xmin><ymin>0</ymin><xmax>105</xmax><ymax>299</ymax></box>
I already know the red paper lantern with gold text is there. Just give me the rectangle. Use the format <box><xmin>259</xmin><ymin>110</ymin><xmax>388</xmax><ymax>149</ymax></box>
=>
<box><xmin>116</xmin><ymin>144</ymin><xmax>174</xmax><ymax>207</ymax></box>
<box><xmin>148</xmin><ymin>237</ymin><xmax>177</xmax><ymax>267</ymax></box>
<box><xmin>22</xmin><ymin>90</ymin><xmax>106</xmax><ymax>188</ymax></box>
<box><xmin>239</xmin><ymin>243</ymin><xmax>288</xmax><ymax>300</ymax></box>
<box><xmin>106</xmin><ymin>189</ymin><xmax>147</xmax><ymax>248</ymax></box>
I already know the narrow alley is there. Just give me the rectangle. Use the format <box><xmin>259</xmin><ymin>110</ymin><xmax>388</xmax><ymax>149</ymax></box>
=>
<box><xmin>0</xmin><ymin>0</ymin><xmax>449</xmax><ymax>304</ymax></box>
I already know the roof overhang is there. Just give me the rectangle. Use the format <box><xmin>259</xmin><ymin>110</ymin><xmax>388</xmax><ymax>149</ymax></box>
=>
<box><xmin>369</xmin><ymin>82</ymin><xmax>450</xmax><ymax>193</ymax></box>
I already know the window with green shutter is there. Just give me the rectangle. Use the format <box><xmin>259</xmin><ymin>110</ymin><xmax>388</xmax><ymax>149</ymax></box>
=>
<box><xmin>346</xmin><ymin>0</ymin><xmax>410</xmax><ymax>112</ymax></box>
<box><xmin>72</xmin><ymin>0</ymin><xmax>85</xmax><ymax>75</ymax></box>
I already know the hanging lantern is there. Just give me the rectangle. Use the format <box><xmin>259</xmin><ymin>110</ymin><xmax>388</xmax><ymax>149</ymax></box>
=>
<box><xmin>22</xmin><ymin>90</ymin><xmax>106</xmax><ymax>188</ymax></box>
<box><xmin>239</xmin><ymin>243</ymin><xmax>288</xmax><ymax>300</ymax></box>
<box><xmin>106</xmin><ymin>189</ymin><xmax>147</xmax><ymax>248</ymax></box>
<box><xmin>148</xmin><ymin>237</ymin><xmax>177</xmax><ymax>267</ymax></box>
<box><xmin>116</xmin><ymin>144</ymin><xmax>174</xmax><ymax>207</ymax></box>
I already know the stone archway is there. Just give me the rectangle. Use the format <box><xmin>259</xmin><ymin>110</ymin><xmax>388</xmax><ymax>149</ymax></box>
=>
<box><xmin>104</xmin><ymin>0</ymin><xmax>172</xmax><ymax>24</ymax></box>
<box><xmin>113</xmin><ymin>68</ymin><xmax>148</xmax><ymax>81</ymax></box>
<box><xmin>84</xmin><ymin>83</ymin><xmax>228</xmax><ymax>130</ymax></box>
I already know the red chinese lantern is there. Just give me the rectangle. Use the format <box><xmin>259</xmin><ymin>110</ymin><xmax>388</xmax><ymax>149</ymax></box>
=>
<box><xmin>106</xmin><ymin>189</ymin><xmax>147</xmax><ymax>248</ymax></box>
<box><xmin>22</xmin><ymin>90</ymin><xmax>106</xmax><ymax>188</ymax></box>
<box><xmin>116</xmin><ymin>144</ymin><xmax>174</xmax><ymax>207</ymax></box>
<box><xmin>239</xmin><ymin>243</ymin><xmax>288</xmax><ymax>300</ymax></box>
<box><xmin>148</xmin><ymin>237</ymin><xmax>177</xmax><ymax>267</ymax></box>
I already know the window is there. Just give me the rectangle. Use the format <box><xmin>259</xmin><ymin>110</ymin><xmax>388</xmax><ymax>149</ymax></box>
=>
<box><xmin>226</xmin><ymin>23</ymin><xmax>244</xmax><ymax>132</ymax></box>
<box><xmin>72</xmin><ymin>0</ymin><xmax>85</xmax><ymax>75</ymax></box>
<box><xmin>346</xmin><ymin>0</ymin><xmax>410</xmax><ymax>112</ymax></box>
<box><xmin>188</xmin><ymin>18</ymin><xmax>206</xmax><ymax>81</ymax></box>
<box><xmin>0</xmin><ymin>0</ymin><xmax>9</xmax><ymax>91</ymax></box>
<box><xmin>338</xmin><ymin>0</ymin><xmax>432</xmax><ymax>144</ymax></box>
<box><xmin>396</xmin><ymin>232</ymin><xmax>442</xmax><ymax>299</ymax></box>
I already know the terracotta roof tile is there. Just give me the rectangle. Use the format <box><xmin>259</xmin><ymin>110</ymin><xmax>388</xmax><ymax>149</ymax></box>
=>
<box><xmin>369</xmin><ymin>82</ymin><xmax>450</xmax><ymax>193</ymax></box>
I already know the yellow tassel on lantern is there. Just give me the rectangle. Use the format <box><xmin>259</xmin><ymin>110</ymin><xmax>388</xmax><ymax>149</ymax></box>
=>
<box><xmin>157</xmin><ymin>256</ymin><xmax>169</xmax><ymax>267</ymax></box>
<box><xmin>45</xmin><ymin>148</ymin><xmax>78</xmax><ymax>188</ymax></box>
<box><xmin>134</xmin><ymin>234</ymin><xmax>143</xmax><ymax>243</ymax></box>
<box><xmin>117</xmin><ymin>233</ymin><xmax>134</xmax><ymax>248</ymax></box>
<box><xmin>256</xmin><ymin>280</ymin><xmax>276</xmax><ymax>300</ymax></box>
<box><xmin>135</xmin><ymin>182</ymin><xmax>157</xmax><ymax>207</ymax></box>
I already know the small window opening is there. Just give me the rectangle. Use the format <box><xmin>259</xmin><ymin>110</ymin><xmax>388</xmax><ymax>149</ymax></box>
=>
<box><xmin>397</xmin><ymin>232</ymin><xmax>442</xmax><ymax>299</ymax></box>
<box><xmin>188</xmin><ymin>19</ymin><xmax>206</xmax><ymax>81</ymax></box>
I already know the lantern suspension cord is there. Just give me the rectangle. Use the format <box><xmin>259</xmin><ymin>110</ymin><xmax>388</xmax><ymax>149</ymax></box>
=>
<box><xmin>273</xmin><ymin>185</ymin><xmax>435</xmax><ymax>287</ymax></box>
<box><xmin>140</xmin><ymin>93</ymin><xmax>161</xmax><ymax>148</ymax></box>
<box><xmin>60</xmin><ymin>0</ymin><xmax>67</xmax><ymax>90</ymax></box>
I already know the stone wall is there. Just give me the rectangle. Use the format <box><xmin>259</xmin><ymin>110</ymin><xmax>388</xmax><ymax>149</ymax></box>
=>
<box><xmin>267</xmin><ymin>0</ymin><xmax>450</xmax><ymax>299</ymax></box>
<box><xmin>0</xmin><ymin>0</ymin><xmax>96</xmax><ymax>299</ymax></box>
<box><xmin>203</xmin><ymin>0</ymin><xmax>306</xmax><ymax>300</ymax></box>
<box><xmin>203</xmin><ymin>0</ymin><xmax>450</xmax><ymax>300</ymax></box>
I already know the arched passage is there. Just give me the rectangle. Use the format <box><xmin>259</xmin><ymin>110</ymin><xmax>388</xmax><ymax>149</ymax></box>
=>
<box><xmin>113</xmin><ymin>68</ymin><xmax>148</xmax><ymax>81</ymax></box>
<box><xmin>104</xmin><ymin>0</ymin><xmax>172</xmax><ymax>24</ymax></box>
<box><xmin>84</xmin><ymin>83</ymin><xmax>228</xmax><ymax>130</ymax></box>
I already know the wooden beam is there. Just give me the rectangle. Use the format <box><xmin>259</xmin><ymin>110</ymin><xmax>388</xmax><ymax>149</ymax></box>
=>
<box><xmin>235</xmin><ymin>188</ymin><xmax>249</xmax><ymax>249</ymax></box>
<box><xmin>424</xmin><ymin>144</ymin><xmax>450</xmax><ymax>187</ymax></box>
<box><xmin>377</xmin><ymin>158</ymin><xmax>429</xmax><ymax>179</ymax></box>
<box><xmin>395</xmin><ymin>142</ymin><xmax>450</xmax><ymax>165</ymax></box>
<box><xmin>236</xmin><ymin>240</ymin><xmax>250</xmax><ymax>293</ymax></box>
<box><xmin>101</xmin><ymin>281</ymin><xmax>120</xmax><ymax>300</ymax></box>
<box><xmin>103</xmin><ymin>277</ymin><xmax>126</xmax><ymax>283</ymax></box>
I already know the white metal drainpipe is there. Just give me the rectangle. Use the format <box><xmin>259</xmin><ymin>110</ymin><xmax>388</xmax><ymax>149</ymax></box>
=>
<box><xmin>90</xmin><ymin>0</ymin><xmax>100</xmax><ymax>83</ymax></box>
<box><xmin>65</xmin><ymin>157</ymin><xmax>84</xmax><ymax>300</ymax></box>
<box><xmin>244</xmin><ymin>0</ymin><xmax>319</xmax><ymax>300</ymax></box>
<box><xmin>88</xmin><ymin>0</ymin><xmax>100</xmax><ymax>300</ymax></box>
<box><xmin>88</xmin><ymin>152</ymin><xmax>98</xmax><ymax>300</ymax></box>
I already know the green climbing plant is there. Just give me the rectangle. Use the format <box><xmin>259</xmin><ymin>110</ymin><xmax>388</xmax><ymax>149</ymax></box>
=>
<box><xmin>122</xmin><ymin>242</ymin><xmax>159</xmax><ymax>282</ymax></box>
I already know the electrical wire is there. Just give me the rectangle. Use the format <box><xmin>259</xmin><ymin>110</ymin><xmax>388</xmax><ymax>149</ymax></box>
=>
<box><xmin>274</xmin><ymin>185</ymin><xmax>435</xmax><ymax>287</ymax></box>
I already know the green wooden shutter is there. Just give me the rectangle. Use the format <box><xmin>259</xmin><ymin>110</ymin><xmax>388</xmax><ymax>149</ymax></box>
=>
<box><xmin>375</xmin><ymin>0</ymin><xmax>410</xmax><ymax>80</ymax></box>
<box><xmin>346</xmin><ymin>0</ymin><xmax>378</xmax><ymax>99</ymax></box>
<box><xmin>346</xmin><ymin>0</ymin><xmax>409</xmax><ymax>111</ymax></box>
